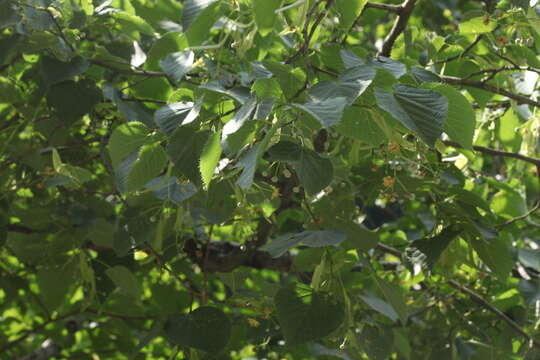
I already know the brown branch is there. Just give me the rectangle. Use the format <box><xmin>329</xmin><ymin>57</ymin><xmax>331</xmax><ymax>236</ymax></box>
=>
<box><xmin>365</xmin><ymin>1</ymin><xmax>403</xmax><ymax>13</ymax></box>
<box><xmin>498</xmin><ymin>201</ymin><xmax>540</xmax><ymax>227</ymax></box>
<box><xmin>464</xmin><ymin>65</ymin><xmax>540</xmax><ymax>82</ymax></box>
<box><xmin>441</xmin><ymin>75</ymin><xmax>540</xmax><ymax>108</ymax></box>
<box><xmin>442</xmin><ymin>140</ymin><xmax>540</xmax><ymax>166</ymax></box>
<box><xmin>121</xmin><ymin>97</ymin><xmax>167</xmax><ymax>104</ymax></box>
<box><xmin>447</xmin><ymin>280</ymin><xmax>540</xmax><ymax>349</ymax></box>
<box><xmin>0</xmin><ymin>311</ymin><xmax>77</xmax><ymax>354</ymax></box>
<box><xmin>378</xmin><ymin>0</ymin><xmax>417</xmax><ymax>57</ymax></box>
<box><xmin>433</xmin><ymin>34</ymin><xmax>483</xmax><ymax>64</ymax></box>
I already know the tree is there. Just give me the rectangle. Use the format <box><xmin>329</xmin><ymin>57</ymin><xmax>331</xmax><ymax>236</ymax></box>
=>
<box><xmin>2</xmin><ymin>0</ymin><xmax>540</xmax><ymax>358</ymax></box>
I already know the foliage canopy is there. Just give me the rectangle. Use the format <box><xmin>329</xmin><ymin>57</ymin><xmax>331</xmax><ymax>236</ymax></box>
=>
<box><xmin>2</xmin><ymin>0</ymin><xmax>540</xmax><ymax>359</ymax></box>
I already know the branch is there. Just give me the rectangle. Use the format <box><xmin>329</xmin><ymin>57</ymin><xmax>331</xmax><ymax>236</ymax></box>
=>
<box><xmin>442</xmin><ymin>140</ymin><xmax>540</xmax><ymax>166</ymax></box>
<box><xmin>365</xmin><ymin>2</ymin><xmax>403</xmax><ymax>13</ymax></box>
<box><xmin>464</xmin><ymin>65</ymin><xmax>540</xmax><ymax>82</ymax></box>
<box><xmin>0</xmin><ymin>311</ymin><xmax>77</xmax><ymax>354</ymax></box>
<box><xmin>433</xmin><ymin>34</ymin><xmax>483</xmax><ymax>64</ymax></box>
<box><xmin>447</xmin><ymin>280</ymin><xmax>540</xmax><ymax>349</ymax></box>
<box><xmin>378</xmin><ymin>0</ymin><xmax>417</xmax><ymax>57</ymax></box>
<box><xmin>441</xmin><ymin>75</ymin><xmax>540</xmax><ymax>108</ymax></box>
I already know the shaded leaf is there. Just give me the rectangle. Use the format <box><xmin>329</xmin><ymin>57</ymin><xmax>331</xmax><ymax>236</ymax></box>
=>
<box><xmin>164</xmin><ymin>306</ymin><xmax>231</xmax><ymax>352</ymax></box>
<box><xmin>274</xmin><ymin>286</ymin><xmax>344</xmax><ymax>346</ymax></box>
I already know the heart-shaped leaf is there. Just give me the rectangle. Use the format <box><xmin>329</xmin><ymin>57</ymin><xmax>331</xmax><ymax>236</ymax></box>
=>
<box><xmin>308</xmin><ymin>65</ymin><xmax>375</xmax><ymax>105</ymax></box>
<box><xmin>375</xmin><ymin>84</ymin><xmax>448</xmax><ymax>147</ymax></box>
<box><xmin>274</xmin><ymin>286</ymin><xmax>344</xmax><ymax>347</ymax></box>
<box><xmin>164</xmin><ymin>306</ymin><xmax>231</xmax><ymax>352</ymax></box>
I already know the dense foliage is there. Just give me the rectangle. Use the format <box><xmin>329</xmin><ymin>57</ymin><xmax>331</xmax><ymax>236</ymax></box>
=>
<box><xmin>3</xmin><ymin>0</ymin><xmax>540</xmax><ymax>358</ymax></box>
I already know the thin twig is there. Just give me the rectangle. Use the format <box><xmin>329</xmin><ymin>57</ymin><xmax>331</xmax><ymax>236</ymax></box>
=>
<box><xmin>441</xmin><ymin>75</ymin><xmax>540</xmax><ymax>108</ymax></box>
<box><xmin>433</xmin><ymin>34</ymin><xmax>483</xmax><ymax>64</ymax></box>
<box><xmin>498</xmin><ymin>201</ymin><xmax>540</xmax><ymax>227</ymax></box>
<box><xmin>365</xmin><ymin>2</ymin><xmax>403</xmax><ymax>13</ymax></box>
<box><xmin>447</xmin><ymin>280</ymin><xmax>540</xmax><ymax>349</ymax></box>
<box><xmin>442</xmin><ymin>140</ymin><xmax>540</xmax><ymax>166</ymax></box>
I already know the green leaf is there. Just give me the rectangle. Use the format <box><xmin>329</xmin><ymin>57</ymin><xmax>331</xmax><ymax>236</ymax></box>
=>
<box><xmin>296</xmin><ymin>149</ymin><xmax>334</xmax><ymax>195</ymax></box>
<box><xmin>262</xmin><ymin>61</ymin><xmax>306</xmax><ymax>97</ymax></box>
<box><xmin>262</xmin><ymin>230</ymin><xmax>346</xmax><ymax>258</ymax></box>
<box><xmin>292</xmin><ymin>97</ymin><xmax>348</xmax><ymax>129</ymax></box>
<box><xmin>274</xmin><ymin>286</ymin><xmax>344</xmax><ymax>347</ymax></box>
<box><xmin>108</xmin><ymin>122</ymin><xmax>152</xmax><ymax>168</ymax></box>
<box><xmin>471</xmin><ymin>237</ymin><xmax>513</xmax><ymax>280</ymax></box>
<box><xmin>375</xmin><ymin>84</ymin><xmax>448</xmax><ymax>147</ymax></box>
<box><xmin>359</xmin><ymin>291</ymin><xmax>399</xmax><ymax>322</ymax></box>
<box><xmin>114</xmin><ymin>12</ymin><xmax>155</xmax><ymax>36</ymax></box>
<box><xmin>459</xmin><ymin>14</ymin><xmax>497</xmax><ymax>35</ymax></box>
<box><xmin>164</xmin><ymin>306</ymin><xmax>231</xmax><ymax>352</ymax></box>
<box><xmin>222</xmin><ymin>97</ymin><xmax>257</xmax><ymax>147</ymax></box>
<box><xmin>374</xmin><ymin>278</ymin><xmax>408</xmax><ymax>325</ymax></box>
<box><xmin>335</xmin><ymin>107</ymin><xmax>386</xmax><ymax>146</ymax></box>
<box><xmin>335</xmin><ymin>0</ymin><xmax>368</xmax><ymax>29</ymax></box>
<box><xmin>126</xmin><ymin>143</ymin><xmax>168</xmax><ymax>192</ymax></box>
<box><xmin>37</xmin><ymin>266</ymin><xmax>75</xmax><ymax>312</ymax></box>
<box><xmin>41</xmin><ymin>56</ymin><xmax>89</xmax><ymax>86</ymax></box>
<box><xmin>154</xmin><ymin>101</ymin><xmax>200</xmax><ymax>136</ymax></box>
<box><xmin>200</xmin><ymin>131</ymin><xmax>222</xmax><ymax>189</ymax></box>
<box><xmin>46</xmin><ymin>80</ymin><xmax>102</xmax><ymax>122</ymax></box>
<box><xmin>252</xmin><ymin>0</ymin><xmax>283</xmax><ymax>36</ymax></box>
<box><xmin>184</xmin><ymin>1</ymin><xmax>223</xmax><ymax>46</ymax></box>
<box><xmin>252</xmin><ymin>78</ymin><xmax>282</xmax><ymax>99</ymax></box>
<box><xmin>340</xmin><ymin>221</ymin><xmax>379</xmax><ymax>251</ymax></box>
<box><xmin>235</xmin><ymin>144</ymin><xmax>260</xmax><ymax>189</ymax></box>
<box><xmin>267</xmin><ymin>140</ymin><xmax>303</xmax><ymax>162</ymax></box>
<box><xmin>404</xmin><ymin>227</ymin><xmax>462</xmax><ymax>271</ymax></box>
<box><xmin>160</xmin><ymin>51</ymin><xmax>194</xmax><ymax>84</ymax></box>
<box><xmin>422</xmin><ymin>83</ymin><xmax>475</xmax><ymax>149</ymax></box>
<box><xmin>146</xmin><ymin>32</ymin><xmax>189</xmax><ymax>71</ymax></box>
<box><xmin>490</xmin><ymin>190</ymin><xmax>527</xmax><ymax>219</ymax></box>
<box><xmin>308</xmin><ymin>65</ymin><xmax>375</xmax><ymax>105</ymax></box>
<box><xmin>519</xmin><ymin>279</ymin><xmax>540</xmax><ymax>306</ymax></box>
<box><xmin>167</xmin><ymin>126</ymin><xmax>210</xmax><ymax>186</ymax></box>
<box><xmin>105</xmin><ymin>265</ymin><xmax>142</xmax><ymax>299</ymax></box>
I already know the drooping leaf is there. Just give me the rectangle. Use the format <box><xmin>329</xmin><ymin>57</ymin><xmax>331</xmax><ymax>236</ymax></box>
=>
<box><xmin>200</xmin><ymin>131</ymin><xmax>222</xmax><ymax>189</ymax></box>
<box><xmin>108</xmin><ymin>122</ymin><xmax>152</xmax><ymax>168</ymax></box>
<box><xmin>262</xmin><ymin>230</ymin><xmax>346</xmax><ymax>258</ymax></box>
<box><xmin>160</xmin><ymin>51</ymin><xmax>195</xmax><ymax>84</ymax></box>
<box><xmin>374</xmin><ymin>278</ymin><xmax>408</xmax><ymax>325</ymax></box>
<box><xmin>235</xmin><ymin>144</ymin><xmax>260</xmax><ymax>189</ymax></box>
<box><xmin>37</xmin><ymin>265</ymin><xmax>76</xmax><ymax>312</ymax></box>
<box><xmin>222</xmin><ymin>97</ymin><xmax>257</xmax><ymax>146</ymax></box>
<box><xmin>164</xmin><ymin>306</ymin><xmax>231</xmax><ymax>352</ymax></box>
<box><xmin>295</xmin><ymin>149</ymin><xmax>334</xmax><ymax>195</ymax></box>
<box><xmin>105</xmin><ymin>265</ymin><xmax>142</xmax><ymax>299</ymax></box>
<box><xmin>292</xmin><ymin>97</ymin><xmax>348</xmax><ymax>129</ymax></box>
<box><xmin>126</xmin><ymin>143</ymin><xmax>168</xmax><ymax>192</ymax></box>
<box><xmin>167</xmin><ymin>126</ymin><xmax>210</xmax><ymax>186</ymax></box>
<box><xmin>375</xmin><ymin>84</ymin><xmax>448</xmax><ymax>147</ymax></box>
<box><xmin>359</xmin><ymin>291</ymin><xmax>399</xmax><ymax>322</ymax></box>
<box><xmin>274</xmin><ymin>286</ymin><xmax>345</xmax><ymax>346</ymax></box>
<box><xmin>308</xmin><ymin>65</ymin><xmax>375</xmax><ymax>105</ymax></box>
<box><xmin>252</xmin><ymin>0</ymin><xmax>283</xmax><ymax>36</ymax></box>
<box><xmin>154</xmin><ymin>102</ymin><xmax>198</xmax><ymax>136</ymax></box>
<box><xmin>404</xmin><ymin>227</ymin><xmax>462</xmax><ymax>271</ymax></box>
